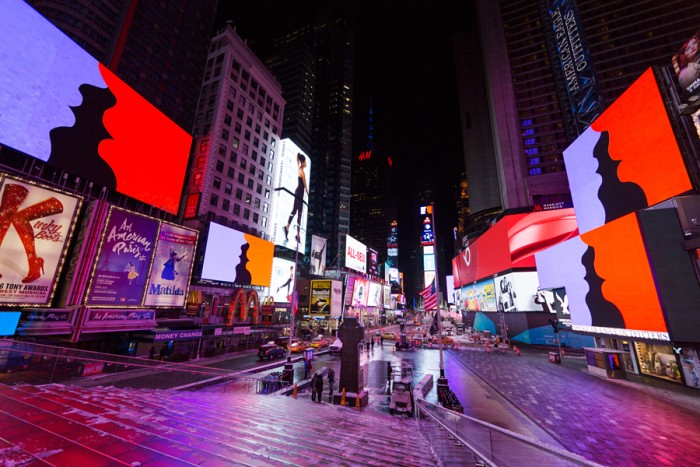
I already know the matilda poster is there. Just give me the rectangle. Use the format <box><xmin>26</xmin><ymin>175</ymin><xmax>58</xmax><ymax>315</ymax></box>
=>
<box><xmin>144</xmin><ymin>223</ymin><xmax>197</xmax><ymax>307</ymax></box>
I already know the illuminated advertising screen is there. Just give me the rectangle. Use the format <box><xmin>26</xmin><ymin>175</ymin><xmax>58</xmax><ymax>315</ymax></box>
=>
<box><xmin>445</xmin><ymin>275</ymin><xmax>455</xmax><ymax>304</ymax></box>
<box><xmin>420</xmin><ymin>206</ymin><xmax>435</xmax><ymax>246</ymax></box>
<box><xmin>464</xmin><ymin>278</ymin><xmax>496</xmax><ymax>312</ymax></box>
<box><xmin>0</xmin><ymin>1</ymin><xmax>191</xmax><ymax>214</ymax></box>
<box><xmin>368</xmin><ymin>248</ymin><xmax>379</xmax><ymax>276</ymax></box>
<box><xmin>344</xmin><ymin>275</ymin><xmax>355</xmax><ymax>306</ymax></box>
<box><xmin>309</xmin><ymin>235</ymin><xmax>327</xmax><ymax>276</ymax></box>
<box><xmin>423</xmin><ymin>253</ymin><xmax>435</xmax><ymax>272</ymax></box>
<box><xmin>0</xmin><ymin>177</ymin><xmax>81</xmax><ymax>306</ymax></box>
<box><xmin>352</xmin><ymin>277</ymin><xmax>369</xmax><ymax>307</ymax></box>
<box><xmin>86</xmin><ymin>207</ymin><xmax>159</xmax><ymax>307</ymax></box>
<box><xmin>344</xmin><ymin>234</ymin><xmax>367</xmax><ymax>274</ymax></box>
<box><xmin>672</xmin><ymin>31</ymin><xmax>700</xmax><ymax>96</ymax></box>
<box><xmin>383</xmin><ymin>285</ymin><xmax>392</xmax><ymax>309</ymax></box>
<box><xmin>0</xmin><ymin>312</ymin><xmax>21</xmax><ymax>336</ymax></box>
<box><xmin>494</xmin><ymin>271</ymin><xmax>541</xmax><ymax>312</ymax></box>
<box><xmin>201</xmin><ymin>222</ymin><xmax>274</xmax><ymax>287</ymax></box>
<box><xmin>389</xmin><ymin>267</ymin><xmax>399</xmax><ymax>284</ymax></box>
<box><xmin>144</xmin><ymin>223</ymin><xmax>198</xmax><ymax>308</ymax></box>
<box><xmin>453</xmin><ymin>209</ymin><xmax>578</xmax><ymax>288</ymax></box>
<box><xmin>330</xmin><ymin>280</ymin><xmax>343</xmax><ymax>318</ymax></box>
<box><xmin>271</xmin><ymin>139</ymin><xmax>311</xmax><ymax>251</ymax></box>
<box><xmin>423</xmin><ymin>271</ymin><xmax>435</xmax><ymax>291</ymax></box>
<box><xmin>564</xmin><ymin>68</ymin><xmax>691</xmax><ymax>235</ymax></box>
<box><xmin>367</xmin><ymin>281</ymin><xmax>382</xmax><ymax>307</ymax></box>
<box><xmin>387</xmin><ymin>220</ymin><xmax>398</xmax><ymax>267</ymax></box>
<box><xmin>310</xmin><ymin>280</ymin><xmax>331</xmax><ymax>315</ymax></box>
<box><xmin>270</xmin><ymin>258</ymin><xmax>296</xmax><ymax>303</ymax></box>
<box><xmin>536</xmin><ymin>213</ymin><xmax>668</xmax><ymax>340</ymax></box>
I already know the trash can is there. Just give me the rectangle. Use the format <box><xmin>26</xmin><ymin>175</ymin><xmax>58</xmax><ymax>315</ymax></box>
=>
<box><xmin>549</xmin><ymin>351</ymin><xmax>561</xmax><ymax>364</ymax></box>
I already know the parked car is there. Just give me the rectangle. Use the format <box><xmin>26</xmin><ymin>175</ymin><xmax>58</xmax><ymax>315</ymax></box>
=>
<box><xmin>329</xmin><ymin>339</ymin><xmax>343</xmax><ymax>356</ymax></box>
<box><xmin>274</xmin><ymin>336</ymin><xmax>293</xmax><ymax>349</ymax></box>
<box><xmin>290</xmin><ymin>341</ymin><xmax>310</xmax><ymax>353</ymax></box>
<box><xmin>389</xmin><ymin>378</ymin><xmax>413</xmax><ymax>416</ymax></box>
<box><xmin>257</xmin><ymin>344</ymin><xmax>286</xmax><ymax>360</ymax></box>
<box><xmin>310</xmin><ymin>337</ymin><xmax>329</xmax><ymax>348</ymax></box>
<box><xmin>382</xmin><ymin>332</ymin><xmax>397</xmax><ymax>340</ymax></box>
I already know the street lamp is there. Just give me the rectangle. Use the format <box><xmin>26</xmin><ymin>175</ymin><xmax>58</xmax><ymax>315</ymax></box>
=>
<box><xmin>283</xmin><ymin>226</ymin><xmax>304</xmax><ymax>384</ymax></box>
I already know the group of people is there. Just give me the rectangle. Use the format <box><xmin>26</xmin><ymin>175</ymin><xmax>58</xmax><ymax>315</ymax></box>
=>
<box><xmin>310</xmin><ymin>367</ymin><xmax>335</xmax><ymax>403</ymax></box>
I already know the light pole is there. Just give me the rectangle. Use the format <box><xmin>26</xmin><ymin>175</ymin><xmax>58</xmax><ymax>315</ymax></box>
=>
<box><xmin>283</xmin><ymin>226</ymin><xmax>303</xmax><ymax>384</ymax></box>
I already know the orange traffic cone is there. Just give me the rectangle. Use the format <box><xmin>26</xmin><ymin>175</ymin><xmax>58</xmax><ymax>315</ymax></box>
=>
<box><xmin>341</xmin><ymin>388</ymin><xmax>346</xmax><ymax>406</ymax></box>
<box><xmin>562</xmin><ymin>348</ymin><xmax>566</xmax><ymax>356</ymax></box>
<box><xmin>514</xmin><ymin>345</ymin><xmax>521</xmax><ymax>356</ymax></box>
<box><xmin>355</xmin><ymin>394</ymin><xmax>361</xmax><ymax>411</ymax></box>
<box><xmin>292</xmin><ymin>383</ymin><xmax>298</xmax><ymax>399</ymax></box>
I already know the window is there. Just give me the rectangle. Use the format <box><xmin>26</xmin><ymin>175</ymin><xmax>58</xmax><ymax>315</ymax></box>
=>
<box><xmin>213</xmin><ymin>177</ymin><xmax>221</xmax><ymax>189</ymax></box>
<box><xmin>245</xmin><ymin>193</ymin><xmax>252</xmax><ymax>204</ymax></box>
<box><xmin>269</xmin><ymin>150</ymin><xmax>275</xmax><ymax>159</ymax></box>
<box><xmin>239</xmin><ymin>159</ymin><xmax>247</xmax><ymax>169</ymax></box>
<box><xmin>266</xmin><ymin>175</ymin><xmax>272</xmax><ymax>185</ymax></box>
<box><xmin>254</xmin><ymin>198</ymin><xmax>261</xmax><ymax>209</ymax></box>
<box><xmin>234</xmin><ymin>122</ymin><xmax>242</xmax><ymax>133</ymax></box>
<box><xmin>249</xmin><ymin>165</ymin><xmax>255</xmax><ymax>175</ymax></box>
<box><xmin>221</xmin><ymin>129</ymin><xmax>229</xmax><ymax>141</ymax></box>
<box><xmin>256</xmin><ymin>184</ymin><xmax>262</xmax><ymax>194</ymax></box>
<box><xmin>253</xmin><ymin>137</ymin><xmax>260</xmax><ymax>147</ymax></box>
<box><xmin>529</xmin><ymin>167</ymin><xmax>542</xmax><ymax>175</ymax></box>
<box><xmin>251</xmin><ymin>150</ymin><xmax>258</xmax><ymax>161</ymax></box>
<box><xmin>218</xmin><ymin>144</ymin><xmax>226</xmax><ymax>157</ymax></box>
<box><xmin>246</xmin><ymin>117</ymin><xmax>253</xmax><ymax>126</ymax></box>
<box><xmin>232</xmin><ymin>137</ymin><xmax>239</xmax><ymax>149</ymax></box>
<box><xmin>208</xmin><ymin>95</ymin><xmax>216</xmax><ymax>105</ymax></box>
<box><xmin>244</xmin><ymin>130</ymin><xmax>251</xmax><ymax>141</ymax></box>
<box><xmin>242</xmin><ymin>144</ymin><xmax>249</xmax><ymax>155</ymax></box>
<box><xmin>233</xmin><ymin>203</ymin><xmax>240</xmax><ymax>215</ymax></box>
<box><xmin>224</xmin><ymin>114</ymin><xmax>232</xmax><ymax>126</ymax></box>
<box><xmin>263</xmin><ymin>202</ymin><xmax>269</xmax><ymax>213</ymax></box>
<box><xmin>222</xmin><ymin>199</ymin><xmax>230</xmax><ymax>211</ymax></box>
<box><xmin>227</xmin><ymin>100</ymin><xmax>234</xmax><ymax>111</ymax></box>
<box><xmin>243</xmin><ymin>208</ymin><xmax>250</xmax><ymax>220</ymax></box>
<box><xmin>247</xmin><ymin>179</ymin><xmax>254</xmax><ymax>189</ymax></box>
<box><xmin>255</xmin><ymin>124</ymin><xmax>261</xmax><ymax>134</ymax></box>
<box><xmin>227</xmin><ymin>167</ymin><xmax>235</xmax><ymax>178</ymax></box>
<box><xmin>260</xmin><ymin>156</ymin><xmax>266</xmax><ymax>167</ymax></box>
<box><xmin>265</xmin><ymin>189</ymin><xmax>270</xmax><ymax>199</ymax></box>
<box><xmin>196</xmin><ymin>156</ymin><xmax>206</xmax><ymax>168</ymax></box>
<box><xmin>253</xmin><ymin>213</ymin><xmax>259</xmax><ymax>223</ymax></box>
<box><xmin>261</xmin><ymin>217</ymin><xmax>267</xmax><ymax>227</ymax></box>
<box><xmin>210</xmin><ymin>193</ymin><xmax>219</xmax><ymax>206</ymax></box>
<box><xmin>267</xmin><ymin>162</ymin><xmax>273</xmax><ymax>172</ymax></box>
<box><xmin>193</xmin><ymin>173</ymin><xmax>202</xmax><ymax>186</ymax></box>
<box><xmin>215</xmin><ymin>160</ymin><xmax>224</xmax><ymax>173</ymax></box>
<box><xmin>229</xmin><ymin>152</ymin><xmax>237</xmax><ymax>164</ymax></box>
<box><xmin>257</xmin><ymin>169</ymin><xmax>263</xmax><ymax>180</ymax></box>
<box><xmin>224</xmin><ymin>183</ymin><xmax>232</xmax><ymax>195</ymax></box>
<box><xmin>238</xmin><ymin>173</ymin><xmax>245</xmax><ymax>184</ymax></box>
<box><xmin>235</xmin><ymin>188</ymin><xmax>243</xmax><ymax>200</ymax></box>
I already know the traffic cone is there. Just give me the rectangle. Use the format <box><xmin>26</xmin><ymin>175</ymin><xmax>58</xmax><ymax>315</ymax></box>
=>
<box><xmin>562</xmin><ymin>349</ymin><xmax>566</xmax><ymax>356</ymax></box>
<box><xmin>341</xmin><ymin>388</ymin><xmax>346</xmax><ymax>406</ymax></box>
<box><xmin>514</xmin><ymin>346</ymin><xmax>521</xmax><ymax>356</ymax></box>
<box><xmin>292</xmin><ymin>383</ymin><xmax>298</xmax><ymax>399</ymax></box>
<box><xmin>355</xmin><ymin>394</ymin><xmax>361</xmax><ymax>411</ymax></box>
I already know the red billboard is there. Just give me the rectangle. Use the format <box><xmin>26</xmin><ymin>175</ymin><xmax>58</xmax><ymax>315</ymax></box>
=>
<box><xmin>0</xmin><ymin>176</ymin><xmax>82</xmax><ymax>306</ymax></box>
<box><xmin>0</xmin><ymin>1</ymin><xmax>191</xmax><ymax>214</ymax></box>
<box><xmin>452</xmin><ymin>209</ymin><xmax>578</xmax><ymax>288</ymax></box>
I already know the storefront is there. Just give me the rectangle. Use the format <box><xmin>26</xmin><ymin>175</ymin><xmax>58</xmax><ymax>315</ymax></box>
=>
<box><xmin>633</xmin><ymin>342</ymin><xmax>683</xmax><ymax>384</ymax></box>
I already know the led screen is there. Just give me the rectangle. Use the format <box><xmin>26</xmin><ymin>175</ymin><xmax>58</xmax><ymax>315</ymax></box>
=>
<box><xmin>419</xmin><ymin>206</ymin><xmax>434</xmax><ymax>245</ymax></box>
<box><xmin>564</xmin><ymin>68</ymin><xmax>691</xmax><ymax>235</ymax></box>
<box><xmin>383</xmin><ymin>285</ymin><xmax>392</xmax><ymax>309</ymax></box>
<box><xmin>0</xmin><ymin>1</ymin><xmax>191</xmax><ymax>214</ymax></box>
<box><xmin>463</xmin><ymin>278</ymin><xmax>496</xmax><ymax>312</ymax></box>
<box><xmin>270</xmin><ymin>258</ymin><xmax>296</xmax><ymax>303</ymax></box>
<box><xmin>445</xmin><ymin>275</ymin><xmax>455</xmax><ymax>304</ymax></box>
<box><xmin>330</xmin><ymin>280</ymin><xmax>343</xmax><ymax>317</ymax></box>
<box><xmin>352</xmin><ymin>277</ymin><xmax>369</xmax><ymax>307</ymax></box>
<box><xmin>86</xmin><ymin>207</ymin><xmax>159</xmax><ymax>307</ymax></box>
<box><xmin>368</xmin><ymin>248</ymin><xmax>379</xmax><ymax>276</ymax></box>
<box><xmin>310</xmin><ymin>280</ymin><xmax>331</xmax><ymax>315</ymax></box>
<box><xmin>672</xmin><ymin>31</ymin><xmax>700</xmax><ymax>96</ymax></box>
<box><xmin>367</xmin><ymin>282</ymin><xmax>382</xmax><ymax>307</ymax></box>
<box><xmin>201</xmin><ymin>222</ymin><xmax>274</xmax><ymax>287</ymax></box>
<box><xmin>536</xmin><ymin>213</ymin><xmax>667</xmax><ymax>338</ymax></box>
<box><xmin>0</xmin><ymin>312</ymin><xmax>21</xmax><ymax>336</ymax></box>
<box><xmin>309</xmin><ymin>235</ymin><xmax>327</xmax><ymax>276</ymax></box>
<box><xmin>0</xmin><ymin>177</ymin><xmax>81</xmax><ymax>306</ymax></box>
<box><xmin>271</xmin><ymin>139</ymin><xmax>311</xmax><ymax>251</ymax></box>
<box><xmin>494</xmin><ymin>271</ymin><xmax>541</xmax><ymax>312</ymax></box>
<box><xmin>453</xmin><ymin>209</ymin><xmax>578</xmax><ymax>288</ymax></box>
<box><xmin>344</xmin><ymin>234</ymin><xmax>367</xmax><ymax>274</ymax></box>
<box><xmin>143</xmin><ymin>223</ymin><xmax>198</xmax><ymax>307</ymax></box>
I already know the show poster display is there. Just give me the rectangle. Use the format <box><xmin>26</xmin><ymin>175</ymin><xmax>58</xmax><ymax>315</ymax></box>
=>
<box><xmin>0</xmin><ymin>177</ymin><xmax>81</xmax><ymax>305</ymax></box>
<box><xmin>86</xmin><ymin>207</ymin><xmax>158</xmax><ymax>307</ymax></box>
<box><xmin>0</xmin><ymin>1</ymin><xmax>191</xmax><ymax>214</ymax></box>
<box><xmin>309</xmin><ymin>234</ymin><xmax>327</xmax><ymax>276</ymax></box>
<box><xmin>383</xmin><ymin>285</ymin><xmax>392</xmax><ymax>309</ymax></box>
<box><xmin>367</xmin><ymin>281</ymin><xmax>382</xmax><ymax>307</ymax></box>
<box><xmin>672</xmin><ymin>31</ymin><xmax>700</xmax><ymax>96</ymax></box>
<box><xmin>352</xmin><ymin>277</ymin><xmax>369</xmax><ymax>307</ymax></box>
<box><xmin>144</xmin><ymin>223</ymin><xmax>198</xmax><ymax>307</ymax></box>
<box><xmin>464</xmin><ymin>278</ymin><xmax>496</xmax><ymax>312</ymax></box>
<box><xmin>310</xmin><ymin>280</ymin><xmax>331</xmax><ymax>315</ymax></box>
<box><xmin>271</xmin><ymin>139</ymin><xmax>311</xmax><ymax>252</ymax></box>
<box><xmin>201</xmin><ymin>222</ymin><xmax>274</xmax><ymax>287</ymax></box>
<box><xmin>331</xmin><ymin>280</ymin><xmax>343</xmax><ymax>317</ymax></box>
<box><xmin>270</xmin><ymin>258</ymin><xmax>296</xmax><ymax>303</ymax></box>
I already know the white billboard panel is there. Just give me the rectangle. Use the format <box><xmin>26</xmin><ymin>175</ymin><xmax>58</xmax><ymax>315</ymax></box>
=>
<box><xmin>270</xmin><ymin>139</ymin><xmax>310</xmax><ymax>252</ymax></box>
<box><xmin>494</xmin><ymin>271</ymin><xmax>541</xmax><ymax>312</ymax></box>
<box><xmin>310</xmin><ymin>234</ymin><xmax>327</xmax><ymax>276</ymax></box>
<box><xmin>344</xmin><ymin>234</ymin><xmax>366</xmax><ymax>274</ymax></box>
<box><xmin>270</xmin><ymin>257</ymin><xmax>296</xmax><ymax>303</ymax></box>
<box><xmin>367</xmin><ymin>281</ymin><xmax>382</xmax><ymax>307</ymax></box>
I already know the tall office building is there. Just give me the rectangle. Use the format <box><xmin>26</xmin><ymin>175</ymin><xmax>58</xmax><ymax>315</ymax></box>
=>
<box><xmin>26</xmin><ymin>0</ymin><xmax>217</xmax><ymax>132</ymax></box>
<box><xmin>258</xmin><ymin>2</ymin><xmax>354</xmax><ymax>268</ymax></box>
<box><xmin>460</xmin><ymin>0</ymin><xmax>700</xmax><ymax>212</ymax></box>
<box><xmin>182</xmin><ymin>25</ymin><xmax>285</xmax><ymax>240</ymax></box>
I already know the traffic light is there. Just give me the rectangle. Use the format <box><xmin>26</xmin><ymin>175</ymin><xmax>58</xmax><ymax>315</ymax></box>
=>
<box><xmin>549</xmin><ymin>318</ymin><xmax>559</xmax><ymax>333</ymax></box>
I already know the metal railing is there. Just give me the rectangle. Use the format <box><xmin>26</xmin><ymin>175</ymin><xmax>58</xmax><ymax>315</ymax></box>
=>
<box><xmin>416</xmin><ymin>399</ymin><xmax>601</xmax><ymax>467</ymax></box>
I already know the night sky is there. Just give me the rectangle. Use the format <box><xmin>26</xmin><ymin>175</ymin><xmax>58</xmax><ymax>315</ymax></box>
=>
<box><xmin>216</xmin><ymin>1</ymin><xmax>474</xmax><ymax>287</ymax></box>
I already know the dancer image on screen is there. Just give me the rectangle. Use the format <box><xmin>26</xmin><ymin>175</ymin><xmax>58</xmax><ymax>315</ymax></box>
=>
<box><xmin>277</xmin><ymin>266</ymin><xmax>294</xmax><ymax>295</ymax></box>
<box><xmin>283</xmin><ymin>153</ymin><xmax>308</xmax><ymax>242</ymax></box>
<box><xmin>161</xmin><ymin>249</ymin><xmax>187</xmax><ymax>280</ymax></box>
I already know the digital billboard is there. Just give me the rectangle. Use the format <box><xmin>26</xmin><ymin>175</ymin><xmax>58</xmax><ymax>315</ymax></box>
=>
<box><xmin>144</xmin><ymin>223</ymin><xmax>198</xmax><ymax>308</ymax></box>
<box><xmin>367</xmin><ymin>281</ymin><xmax>382</xmax><ymax>307</ymax></box>
<box><xmin>271</xmin><ymin>139</ymin><xmax>311</xmax><ymax>251</ymax></box>
<box><xmin>464</xmin><ymin>278</ymin><xmax>496</xmax><ymax>312</ymax></box>
<box><xmin>330</xmin><ymin>280</ymin><xmax>343</xmax><ymax>318</ymax></box>
<box><xmin>368</xmin><ymin>248</ymin><xmax>379</xmax><ymax>276</ymax></box>
<box><xmin>494</xmin><ymin>271</ymin><xmax>541</xmax><ymax>312</ymax></box>
<box><xmin>453</xmin><ymin>209</ymin><xmax>578</xmax><ymax>288</ymax></box>
<box><xmin>352</xmin><ymin>277</ymin><xmax>369</xmax><ymax>307</ymax></box>
<box><xmin>0</xmin><ymin>1</ymin><xmax>192</xmax><ymax>214</ymax></box>
<box><xmin>86</xmin><ymin>207</ymin><xmax>159</xmax><ymax>307</ymax></box>
<box><xmin>445</xmin><ymin>275</ymin><xmax>455</xmax><ymax>304</ymax></box>
<box><xmin>387</xmin><ymin>219</ymin><xmax>398</xmax><ymax>267</ymax></box>
<box><xmin>0</xmin><ymin>312</ymin><xmax>21</xmax><ymax>336</ymax></box>
<box><xmin>270</xmin><ymin>258</ymin><xmax>296</xmax><ymax>303</ymax></box>
<box><xmin>201</xmin><ymin>222</ymin><xmax>274</xmax><ymax>287</ymax></box>
<box><xmin>672</xmin><ymin>31</ymin><xmax>700</xmax><ymax>96</ymax></box>
<box><xmin>310</xmin><ymin>280</ymin><xmax>331</xmax><ymax>315</ymax></box>
<box><xmin>383</xmin><ymin>284</ymin><xmax>392</xmax><ymax>309</ymax></box>
<box><xmin>536</xmin><ymin>213</ymin><xmax>668</xmax><ymax>340</ymax></box>
<box><xmin>309</xmin><ymin>235</ymin><xmax>327</xmax><ymax>276</ymax></box>
<box><xmin>344</xmin><ymin>234</ymin><xmax>366</xmax><ymax>274</ymax></box>
<box><xmin>0</xmin><ymin>177</ymin><xmax>81</xmax><ymax>306</ymax></box>
<box><xmin>564</xmin><ymin>68</ymin><xmax>692</xmax><ymax>235</ymax></box>
<box><xmin>420</xmin><ymin>206</ymin><xmax>435</xmax><ymax>246</ymax></box>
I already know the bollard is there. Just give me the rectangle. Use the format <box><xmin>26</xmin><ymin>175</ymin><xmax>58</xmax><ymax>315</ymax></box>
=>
<box><xmin>355</xmin><ymin>394</ymin><xmax>361</xmax><ymax>411</ymax></box>
<box><xmin>562</xmin><ymin>348</ymin><xmax>566</xmax><ymax>356</ymax></box>
<box><xmin>341</xmin><ymin>388</ymin><xmax>346</xmax><ymax>406</ymax></box>
<box><xmin>292</xmin><ymin>383</ymin><xmax>298</xmax><ymax>399</ymax></box>
<box><xmin>514</xmin><ymin>345</ymin><xmax>521</xmax><ymax>356</ymax></box>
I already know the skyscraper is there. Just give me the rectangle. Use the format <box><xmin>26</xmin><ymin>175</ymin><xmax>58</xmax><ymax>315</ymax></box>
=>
<box><xmin>182</xmin><ymin>25</ymin><xmax>285</xmax><ymax>241</ymax></box>
<box><xmin>26</xmin><ymin>0</ymin><xmax>218</xmax><ymax>132</ymax></box>
<box><xmin>460</xmin><ymin>0</ymin><xmax>700</xmax><ymax>212</ymax></box>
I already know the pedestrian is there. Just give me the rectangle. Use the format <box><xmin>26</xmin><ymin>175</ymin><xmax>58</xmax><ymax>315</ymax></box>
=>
<box><xmin>149</xmin><ymin>346</ymin><xmax>156</xmax><ymax>359</ymax></box>
<box><xmin>371</xmin><ymin>338</ymin><xmax>374</xmax><ymax>351</ymax></box>
<box><xmin>159</xmin><ymin>347</ymin><xmax>166</xmax><ymax>361</ymax></box>
<box><xmin>380</xmin><ymin>335</ymin><xmax>384</xmax><ymax>346</ymax></box>
<box><xmin>311</xmin><ymin>373</ymin><xmax>318</xmax><ymax>402</ymax></box>
<box><xmin>314</xmin><ymin>371</ymin><xmax>324</xmax><ymax>403</ymax></box>
<box><xmin>305</xmin><ymin>359</ymin><xmax>313</xmax><ymax>380</ymax></box>
<box><xmin>366</xmin><ymin>341</ymin><xmax>370</xmax><ymax>353</ymax></box>
<box><xmin>387</xmin><ymin>361</ymin><xmax>393</xmax><ymax>391</ymax></box>
<box><xmin>328</xmin><ymin>368</ymin><xmax>335</xmax><ymax>394</ymax></box>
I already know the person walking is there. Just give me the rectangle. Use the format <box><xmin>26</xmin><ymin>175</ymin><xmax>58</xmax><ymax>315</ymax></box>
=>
<box><xmin>311</xmin><ymin>373</ymin><xmax>318</xmax><ymax>402</ymax></box>
<box><xmin>387</xmin><ymin>361</ymin><xmax>393</xmax><ymax>391</ymax></box>
<box><xmin>314</xmin><ymin>371</ymin><xmax>324</xmax><ymax>403</ymax></box>
<box><xmin>371</xmin><ymin>338</ymin><xmax>375</xmax><ymax>351</ymax></box>
<box><xmin>327</xmin><ymin>368</ymin><xmax>335</xmax><ymax>401</ymax></box>
<box><xmin>380</xmin><ymin>335</ymin><xmax>384</xmax><ymax>346</ymax></box>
